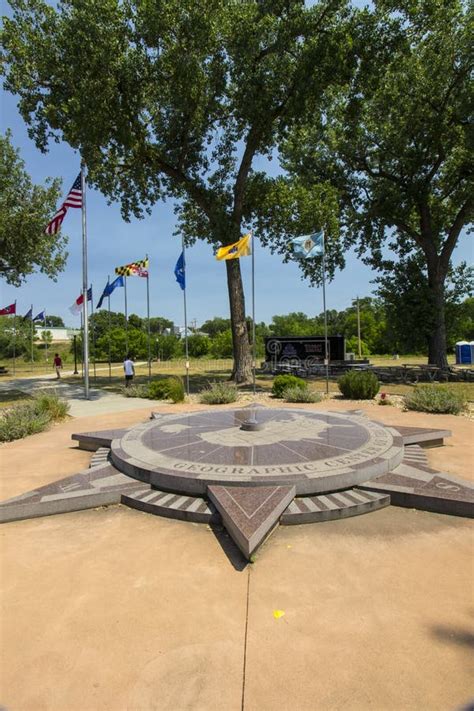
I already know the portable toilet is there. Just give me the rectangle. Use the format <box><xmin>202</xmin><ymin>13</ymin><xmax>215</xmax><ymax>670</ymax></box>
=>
<box><xmin>471</xmin><ymin>342</ymin><xmax>474</xmax><ymax>363</ymax></box>
<box><xmin>455</xmin><ymin>341</ymin><xmax>471</xmax><ymax>364</ymax></box>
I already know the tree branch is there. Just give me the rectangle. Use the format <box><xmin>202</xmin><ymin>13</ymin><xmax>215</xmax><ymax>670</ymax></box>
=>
<box><xmin>440</xmin><ymin>196</ymin><xmax>474</xmax><ymax>271</ymax></box>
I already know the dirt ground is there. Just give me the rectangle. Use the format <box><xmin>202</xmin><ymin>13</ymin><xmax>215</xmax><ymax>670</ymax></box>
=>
<box><xmin>1</xmin><ymin>401</ymin><xmax>473</xmax><ymax>711</ymax></box>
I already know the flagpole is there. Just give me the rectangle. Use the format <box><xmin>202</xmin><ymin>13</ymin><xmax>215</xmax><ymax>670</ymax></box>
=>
<box><xmin>13</xmin><ymin>301</ymin><xmax>16</xmax><ymax>376</ymax></box>
<box><xmin>251</xmin><ymin>230</ymin><xmax>256</xmax><ymax>396</ymax></box>
<box><xmin>107</xmin><ymin>275</ymin><xmax>112</xmax><ymax>381</ymax></box>
<box><xmin>321</xmin><ymin>232</ymin><xmax>329</xmax><ymax>395</ymax></box>
<box><xmin>81</xmin><ymin>162</ymin><xmax>90</xmax><ymax>399</ymax></box>
<box><xmin>80</xmin><ymin>310</ymin><xmax>84</xmax><ymax>377</ymax></box>
<box><xmin>90</xmin><ymin>284</ymin><xmax>97</xmax><ymax>380</ymax></box>
<box><xmin>30</xmin><ymin>303</ymin><xmax>34</xmax><ymax>365</ymax></box>
<box><xmin>146</xmin><ymin>254</ymin><xmax>151</xmax><ymax>382</ymax></box>
<box><xmin>44</xmin><ymin>309</ymin><xmax>48</xmax><ymax>365</ymax></box>
<box><xmin>124</xmin><ymin>276</ymin><xmax>128</xmax><ymax>354</ymax></box>
<box><xmin>182</xmin><ymin>236</ymin><xmax>190</xmax><ymax>395</ymax></box>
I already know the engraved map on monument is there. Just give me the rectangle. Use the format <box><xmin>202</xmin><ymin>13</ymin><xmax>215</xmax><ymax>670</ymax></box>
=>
<box><xmin>162</xmin><ymin>414</ymin><xmax>331</xmax><ymax>447</ymax></box>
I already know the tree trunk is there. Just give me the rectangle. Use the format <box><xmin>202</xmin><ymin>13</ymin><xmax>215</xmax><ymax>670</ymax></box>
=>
<box><xmin>225</xmin><ymin>257</ymin><xmax>252</xmax><ymax>382</ymax></box>
<box><xmin>426</xmin><ymin>259</ymin><xmax>449</xmax><ymax>368</ymax></box>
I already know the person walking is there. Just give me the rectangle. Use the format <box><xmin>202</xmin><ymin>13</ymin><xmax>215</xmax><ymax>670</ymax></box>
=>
<box><xmin>123</xmin><ymin>354</ymin><xmax>135</xmax><ymax>387</ymax></box>
<box><xmin>53</xmin><ymin>353</ymin><xmax>63</xmax><ymax>379</ymax></box>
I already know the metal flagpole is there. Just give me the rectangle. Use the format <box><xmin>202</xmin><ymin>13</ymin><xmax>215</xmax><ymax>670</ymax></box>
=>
<box><xmin>107</xmin><ymin>275</ymin><xmax>112</xmax><ymax>381</ymax></box>
<box><xmin>321</xmin><ymin>232</ymin><xmax>329</xmax><ymax>394</ymax></box>
<box><xmin>124</xmin><ymin>276</ymin><xmax>129</xmax><ymax>354</ymax></box>
<box><xmin>357</xmin><ymin>295</ymin><xmax>362</xmax><ymax>359</ymax></box>
<box><xmin>90</xmin><ymin>284</ymin><xmax>97</xmax><ymax>380</ymax></box>
<box><xmin>12</xmin><ymin>301</ymin><xmax>16</xmax><ymax>376</ymax></box>
<box><xmin>30</xmin><ymin>304</ymin><xmax>34</xmax><ymax>364</ymax></box>
<box><xmin>80</xmin><ymin>310</ymin><xmax>84</xmax><ymax>377</ymax></box>
<box><xmin>44</xmin><ymin>309</ymin><xmax>48</xmax><ymax>364</ymax></box>
<box><xmin>251</xmin><ymin>230</ymin><xmax>256</xmax><ymax>395</ymax></box>
<box><xmin>146</xmin><ymin>255</ymin><xmax>151</xmax><ymax>381</ymax></box>
<box><xmin>182</xmin><ymin>236</ymin><xmax>190</xmax><ymax>395</ymax></box>
<box><xmin>81</xmin><ymin>162</ymin><xmax>90</xmax><ymax>399</ymax></box>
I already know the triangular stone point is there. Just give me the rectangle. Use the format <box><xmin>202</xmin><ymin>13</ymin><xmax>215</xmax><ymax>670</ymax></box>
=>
<box><xmin>208</xmin><ymin>484</ymin><xmax>295</xmax><ymax>559</ymax></box>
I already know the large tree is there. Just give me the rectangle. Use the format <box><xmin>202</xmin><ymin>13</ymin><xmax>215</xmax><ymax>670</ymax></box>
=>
<box><xmin>0</xmin><ymin>131</ymin><xmax>68</xmax><ymax>285</ymax></box>
<box><xmin>1</xmin><ymin>0</ymin><xmax>351</xmax><ymax>381</ymax></box>
<box><xmin>280</xmin><ymin>0</ymin><xmax>473</xmax><ymax>367</ymax></box>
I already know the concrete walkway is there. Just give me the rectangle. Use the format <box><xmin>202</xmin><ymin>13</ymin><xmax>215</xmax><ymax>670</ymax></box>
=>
<box><xmin>0</xmin><ymin>373</ymin><xmax>152</xmax><ymax>417</ymax></box>
<box><xmin>1</xmin><ymin>406</ymin><xmax>473</xmax><ymax>710</ymax></box>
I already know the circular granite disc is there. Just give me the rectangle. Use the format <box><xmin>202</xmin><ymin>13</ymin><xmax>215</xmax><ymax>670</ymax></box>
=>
<box><xmin>111</xmin><ymin>407</ymin><xmax>404</xmax><ymax>496</ymax></box>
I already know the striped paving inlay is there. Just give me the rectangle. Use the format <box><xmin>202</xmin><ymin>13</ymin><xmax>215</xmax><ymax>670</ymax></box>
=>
<box><xmin>90</xmin><ymin>447</ymin><xmax>110</xmax><ymax>469</ymax></box>
<box><xmin>402</xmin><ymin>445</ymin><xmax>429</xmax><ymax>465</ymax></box>
<box><xmin>121</xmin><ymin>485</ymin><xmax>217</xmax><ymax>522</ymax></box>
<box><xmin>281</xmin><ymin>487</ymin><xmax>389</xmax><ymax>523</ymax></box>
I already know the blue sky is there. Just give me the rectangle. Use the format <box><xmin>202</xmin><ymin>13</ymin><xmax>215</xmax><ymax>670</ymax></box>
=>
<box><xmin>1</xmin><ymin>86</ymin><xmax>471</xmax><ymax>329</ymax></box>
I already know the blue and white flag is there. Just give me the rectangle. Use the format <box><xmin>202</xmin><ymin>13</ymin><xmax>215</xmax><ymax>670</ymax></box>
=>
<box><xmin>96</xmin><ymin>275</ymin><xmax>124</xmax><ymax>309</ymax></box>
<box><xmin>33</xmin><ymin>310</ymin><xmax>45</xmax><ymax>322</ymax></box>
<box><xmin>291</xmin><ymin>231</ymin><xmax>324</xmax><ymax>259</ymax></box>
<box><xmin>174</xmin><ymin>251</ymin><xmax>185</xmax><ymax>291</ymax></box>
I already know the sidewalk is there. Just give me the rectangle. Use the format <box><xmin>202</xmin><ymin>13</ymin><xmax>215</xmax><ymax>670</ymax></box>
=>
<box><xmin>0</xmin><ymin>373</ymin><xmax>152</xmax><ymax>417</ymax></box>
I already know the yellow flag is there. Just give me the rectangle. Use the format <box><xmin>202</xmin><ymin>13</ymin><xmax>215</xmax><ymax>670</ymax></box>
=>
<box><xmin>216</xmin><ymin>233</ymin><xmax>252</xmax><ymax>261</ymax></box>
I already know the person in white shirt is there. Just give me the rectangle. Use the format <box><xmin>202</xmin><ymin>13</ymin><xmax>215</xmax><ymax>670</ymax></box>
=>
<box><xmin>123</xmin><ymin>354</ymin><xmax>135</xmax><ymax>387</ymax></box>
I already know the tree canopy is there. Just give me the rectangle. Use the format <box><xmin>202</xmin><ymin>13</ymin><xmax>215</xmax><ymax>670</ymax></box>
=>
<box><xmin>0</xmin><ymin>131</ymin><xmax>68</xmax><ymax>286</ymax></box>
<box><xmin>1</xmin><ymin>0</ymin><xmax>352</xmax><ymax>380</ymax></box>
<box><xmin>279</xmin><ymin>0</ymin><xmax>473</xmax><ymax>366</ymax></box>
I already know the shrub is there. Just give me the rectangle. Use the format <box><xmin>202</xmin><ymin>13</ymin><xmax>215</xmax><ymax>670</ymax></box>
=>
<box><xmin>0</xmin><ymin>403</ymin><xmax>51</xmax><ymax>442</ymax></box>
<box><xmin>272</xmin><ymin>374</ymin><xmax>306</xmax><ymax>398</ymax></box>
<box><xmin>404</xmin><ymin>385</ymin><xmax>466</xmax><ymax>415</ymax></box>
<box><xmin>165</xmin><ymin>377</ymin><xmax>185</xmax><ymax>403</ymax></box>
<box><xmin>148</xmin><ymin>377</ymin><xmax>185</xmax><ymax>403</ymax></box>
<box><xmin>0</xmin><ymin>391</ymin><xmax>69</xmax><ymax>443</ymax></box>
<box><xmin>283</xmin><ymin>385</ymin><xmax>322</xmax><ymax>403</ymax></box>
<box><xmin>122</xmin><ymin>384</ymin><xmax>151</xmax><ymax>398</ymax></box>
<box><xmin>199</xmin><ymin>381</ymin><xmax>238</xmax><ymax>404</ymax></box>
<box><xmin>148</xmin><ymin>380</ymin><xmax>170</xmax><ymax>400</ymax></box>
<box><xmin>378</xmin><ymin>392</ymin><xmax>393</xmax><ymax>406</ymax></box>
<box><xmin>338</xmin><ymin>370</ymin><xmax>380</xmax><ymax>399</ymax></box>
<box><xmin>33</xmin><ymin>390</ymin><xmax>69</xmax><ymax>420</ymax></box>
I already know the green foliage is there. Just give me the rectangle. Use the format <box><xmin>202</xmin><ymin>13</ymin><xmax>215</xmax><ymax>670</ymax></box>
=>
<box><xmin>148</xmin><ymin>377</ymin><xmax>185</xmax><ymax>403</ymax></box>
<box><xmin>33</xmin><ymin>390</ymin><xmax>69</xmax><ymax>420</ymax></box>
<box><xmin>156</xmin><ymin>334</ymin><xmax>183</xmax><ymax>361</ymax></box>
<box><xmin>45</xmin><ymin>315</ymin><xmax>64</xmax><ymax>328</ymax></box>
<box><xmin>1</xmin><ymin>0</ymin><xmax>352</xmax><ymax>381</ymax></box>
<box><xmin>0</xmin><ymin>391</ymin><xmax>69</xmax><ymax>442</ymax></box>
<box><xmin>187</xmin><ymin>334</ymin><xmax>210</xmax><ymax>358</ymax></box>
<box><xmin>337</xmin><ymin>370</ymin><xmax>380</xmax><ymax>400</ymax></box>
<box><xmin>199</xmin><ymin>381</ymin><xmax>238</xmax><ymax>405</ymax></box>
<box><xmin>281</xmin><ymin>0</ymin><xmax>473</xmax><ymax>367</ymax></box>
<box><xmin>121</xmin><ymin>384</ymin><xmax>150</xmax><ymax>398</ymax></box>
<box><xmin>404</xmin><ymin>386</ymin><xmax>466</xmax><ymax>415</ymax></box>
<box><xmin>209</xmin><ymin>329</ymin><xmax>233</xmax><ymax>358</ymax></box>
<box><xmin>272</xmin><ymin>374</ymin><xmax>306</xmax><ymax>398</ymax></box>
<box><xmin>165</xmin><ymin>376</ymin><xmax>185</xmax><ymax>403</ymax></box>
<box><xmin>0</xmin><ymin>131</ymin><xmax>68</xmax><ymax>285</ymax></box>
<box><xmin>283</xmin><ymin>385</ymin><xmax>321</xmax><ymax>403</ymax></box>
<box><xmin>95</xmin><ymin>327</ymin><xmax>148</xmax><ymax>361</ymax></box>
<box><xmin>346</xmin><ymin>336</ymin><xmax>370</xmax><ymax>356</ymax></box>
<box><xmin>201</xmin><ymin>317</ymin><xmax>231</xmax><ymax>338</ymax></box>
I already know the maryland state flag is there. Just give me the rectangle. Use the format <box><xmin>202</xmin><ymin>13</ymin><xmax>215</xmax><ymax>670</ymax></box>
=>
<box><xmin>115</xmin><ymin>258</ymin><xmax>149</xmax><ymax>277</ymax></box>
<box><xmin>216</xmin><ymin>233</ymin><xmax>251</xmax><ymax>261</ymax></box>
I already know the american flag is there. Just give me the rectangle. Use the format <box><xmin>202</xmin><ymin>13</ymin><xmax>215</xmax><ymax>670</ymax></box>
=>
<box><xmin>45</xmin><ymin>173</ymin><xmax>82</xmax><ymax>235</ymax></box>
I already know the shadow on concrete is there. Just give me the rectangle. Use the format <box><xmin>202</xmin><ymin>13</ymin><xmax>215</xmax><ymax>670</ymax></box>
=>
<box><xmin>210</xmin><ymin>523</ymin><xmax>248</xmax><ymax>572</ymax></box>
<box><xmin>430</xmin><ymin>625</ymin><xmax>474</xmax><ymax>649</ymax></box>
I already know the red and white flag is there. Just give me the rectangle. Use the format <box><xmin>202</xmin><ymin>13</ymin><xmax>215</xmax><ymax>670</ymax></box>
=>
<box><xmin>45</xmin><ymin>173</ymin><xmax>82</xmax><ymax>235</ymax></box>
<box><xmin>69</xmin><ymin>287</ymin><xmax>92</xmax><ymax>315</ymax></box>
<box><xmin>0</xmin><ymin>303</ymin><xmax>16</xmax><ymax>316</ymax></box>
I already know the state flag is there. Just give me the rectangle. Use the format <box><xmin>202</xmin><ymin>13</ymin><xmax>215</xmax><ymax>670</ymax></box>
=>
<box><xmin>97</xmin><ymin>275</ymin><xmax>124</xmax><ymax>309</ymax></box>
<box><xmin>69</xmin><ymin>287</ymin><xmax>92</xmax><ymax>315</ymax></box>
<box><xmin>290</xmin><ymin>231</ymin><xmax>324</xmax><ymax>259</ymax></box>
<box><xmin>216</xmin><ymin>233</ymin><xmax>251</xmax><ymax>261</ymax></box>
<box><xmin>0</xmin><ymin>303</ymin><xmax>16</xmax><ymax>316</ymax></box>
<box><xmin>174</xmin><ymin>252</ymin><xmax>185</xmax><ymax>291</ymax></box>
